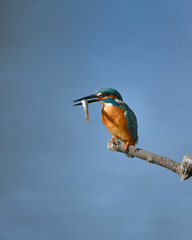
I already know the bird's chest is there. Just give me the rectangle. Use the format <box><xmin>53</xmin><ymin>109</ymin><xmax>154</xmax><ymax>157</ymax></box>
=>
<box><xmin>101</xmin><ymin>104</ymin><xmax>127</xmax><ymax>130</ymax></box>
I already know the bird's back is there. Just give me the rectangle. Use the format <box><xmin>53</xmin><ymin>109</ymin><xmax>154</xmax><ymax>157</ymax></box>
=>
<box><xmin>118</xmin><ymin>102</ymin><xmax>138</xmax><ymax>144</ymax></box>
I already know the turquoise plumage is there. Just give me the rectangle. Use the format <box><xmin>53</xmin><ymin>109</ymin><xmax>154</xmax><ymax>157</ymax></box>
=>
<box><xmin>119</xmin><ymin>102</ymin><xmax>138</xmax><ymax>144</ymax></box>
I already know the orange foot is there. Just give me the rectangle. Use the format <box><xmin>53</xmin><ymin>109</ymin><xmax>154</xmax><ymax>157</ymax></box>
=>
<box><xmin>110</xmin><ymin>137</ymin><xmax>115</xmax><ymax>143</ymax></box>
<box><xmin>124</xmin><ymin>141</ymin><xmax>130</xmax><ymax>151</ymax></box>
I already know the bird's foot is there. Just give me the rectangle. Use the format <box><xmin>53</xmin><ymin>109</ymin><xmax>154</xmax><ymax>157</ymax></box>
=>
<box><xmin>124</xmin><ymin>141</ymin><xmax>134</xmax><ymax>158</ymax></box>
<box><xmin>124</xmin><ymin>141</ymin><xmax>130</xmax><ymax>151</ymax></box>
<box><xmin>110</xmin><ymin>137</ymin><xmax>115</xmax><ymax>143</ymax></box>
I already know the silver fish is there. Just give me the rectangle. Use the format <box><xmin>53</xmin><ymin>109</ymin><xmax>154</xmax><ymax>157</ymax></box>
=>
<box><xmin>81</xmin><ymin>99</ymin><xmax>90</xmax><ymax>122</ymax></box>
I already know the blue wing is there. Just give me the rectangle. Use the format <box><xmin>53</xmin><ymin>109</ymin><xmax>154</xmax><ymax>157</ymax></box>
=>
<box><xmin>119</xmin><ymin>103</ymin><xmax>138</xmax><ymax>143</ymax></box>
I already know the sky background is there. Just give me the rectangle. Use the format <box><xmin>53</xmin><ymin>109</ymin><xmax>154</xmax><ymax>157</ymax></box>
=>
<box><xmin>0</xmin><ymin>0</ymin><xmax>192</xmax><ymax>239</ymax></box>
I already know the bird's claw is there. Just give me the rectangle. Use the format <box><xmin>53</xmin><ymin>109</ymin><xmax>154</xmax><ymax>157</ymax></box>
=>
<box><xmin>110</xmin><ymin>137</ymin><xmax>115</xmax><ymax>143</ymax></box>
<box><xmin>124</xmin><ymin>141</ymin><xmax>130</xmax><ymax>151</ymax></box>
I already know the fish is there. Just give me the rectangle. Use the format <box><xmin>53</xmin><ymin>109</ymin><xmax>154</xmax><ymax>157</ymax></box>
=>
<box><xmin>81</xmin><ymin>99</ymin><xmax>90</xmax><ymax>123</ymax></box>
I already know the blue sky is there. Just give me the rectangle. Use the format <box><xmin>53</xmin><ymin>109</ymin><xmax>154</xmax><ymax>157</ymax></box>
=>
<box><xmin>0</xmin><ymin>1</ymin><xmax>192</xmax><ymax>239</ymax></box>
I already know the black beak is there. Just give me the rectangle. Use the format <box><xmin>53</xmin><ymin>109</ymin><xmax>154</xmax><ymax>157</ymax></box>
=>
<box><xmin>73</xmin><ymin>94</ymin><xmax>100</xmax><ymax>106</ymax></box>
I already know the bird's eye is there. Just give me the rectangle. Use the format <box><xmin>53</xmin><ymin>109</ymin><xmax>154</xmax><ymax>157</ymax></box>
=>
<box><xmin>104</xmin><ymin>92</ymin><xmax>110</xmax><ymax>97</ymax></box>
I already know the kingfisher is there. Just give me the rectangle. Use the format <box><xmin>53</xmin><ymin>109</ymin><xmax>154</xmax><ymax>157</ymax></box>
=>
<box><xmin>73</xmin><ymin>88</ymin><xmax>138</xmax><ymax>150</ymax></box>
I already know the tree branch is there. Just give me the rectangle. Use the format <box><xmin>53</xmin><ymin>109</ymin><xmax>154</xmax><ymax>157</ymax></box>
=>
<box><xmin>107</xmin><ymin>139</ymin><xmax>192</xmax><ymax>181</ymax></box>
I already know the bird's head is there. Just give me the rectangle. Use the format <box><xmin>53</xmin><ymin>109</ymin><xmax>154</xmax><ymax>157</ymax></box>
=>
<box><xmin>73</xmin><ymin>88</ymin><xmax>123</xmax><ymax>106</ymax></box>
<box><xmin>96</xmin><ymin>88</ymin><xmax>123</xmax><ymax>101</ymax></box>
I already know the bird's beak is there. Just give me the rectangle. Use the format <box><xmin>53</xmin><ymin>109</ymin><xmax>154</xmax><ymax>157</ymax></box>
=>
<box><xmin>73</xmin><ymin>94</ymin><xmax>101</xmax><ymax>106</ymax></box>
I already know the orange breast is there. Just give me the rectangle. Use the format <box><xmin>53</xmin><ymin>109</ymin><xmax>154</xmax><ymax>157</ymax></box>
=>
<box><xmin>101</xmin><ymin>104</ymin><xmax>135</xmax><ymax>145</ymax></box>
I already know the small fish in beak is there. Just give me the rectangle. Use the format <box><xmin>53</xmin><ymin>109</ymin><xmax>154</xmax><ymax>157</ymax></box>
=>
<box><xmin>81</xmin><ymin>99</ymin><xmax>89</xmax><ymax>123</ymax></box>
<box><xmin>73</xmin><ymin>93</ymin><xmax>101</xmax><ymax>122</ymax></box>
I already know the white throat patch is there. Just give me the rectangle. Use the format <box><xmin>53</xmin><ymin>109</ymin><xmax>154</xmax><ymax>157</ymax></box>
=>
<box><xmin>101</xmin><ymin>102</ymin><xmax>112</xmax><ymax>107</ymax></box>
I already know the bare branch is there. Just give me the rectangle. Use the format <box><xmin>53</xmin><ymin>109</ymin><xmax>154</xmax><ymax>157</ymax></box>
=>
<box><xmin>107</xmin><ymin>140</ymin><xmax>192</xmax><ymax>181</ymax></box>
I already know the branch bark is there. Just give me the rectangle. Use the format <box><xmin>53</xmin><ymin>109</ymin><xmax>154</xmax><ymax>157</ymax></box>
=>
<box><xmin>107</xmin><ymin>140</ymin><xmax>192</xmax><ymax>181</ymax></box>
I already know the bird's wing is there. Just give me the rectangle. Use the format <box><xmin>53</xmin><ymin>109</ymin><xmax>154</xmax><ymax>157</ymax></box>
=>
<box><xmin>119</xmin><ymin>103</ymin><xmax>138</xmax><ymax>143</ymax></box>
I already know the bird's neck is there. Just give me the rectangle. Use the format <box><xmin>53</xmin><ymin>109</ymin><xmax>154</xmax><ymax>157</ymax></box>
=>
<box><xmin>115</xmin><ymin>99</ymin><xmax>124</xmax><ymax>104</ymax></box>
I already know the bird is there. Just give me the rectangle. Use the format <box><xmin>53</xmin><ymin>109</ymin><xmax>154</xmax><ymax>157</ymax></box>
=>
<box><xmin>73</xmin><ymin>88</ymin><xmax>138</xmax><ymax>151</ymax></box>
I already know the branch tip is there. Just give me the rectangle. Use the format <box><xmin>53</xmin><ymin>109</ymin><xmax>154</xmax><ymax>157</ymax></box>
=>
<box><xmin>180</xmin><ymin>154</ymin><xmax>192</xmax><ymax>180</ymax></box>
